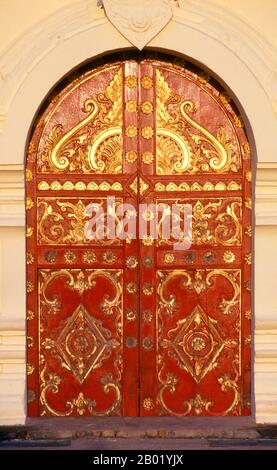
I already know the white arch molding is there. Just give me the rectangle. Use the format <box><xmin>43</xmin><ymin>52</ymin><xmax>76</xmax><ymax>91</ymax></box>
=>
<box><xmin>0</xmin><ymin>0</ymin><xmax>277</xmax><ymax>424</ymax></box>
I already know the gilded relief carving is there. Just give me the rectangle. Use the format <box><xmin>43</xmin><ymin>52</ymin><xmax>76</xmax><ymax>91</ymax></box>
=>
<box><xmin>157</xmin><ymin>269</ymin><xmax>241</xmax><ymax>319</ymax></box>
<box><xmin>27</xmin><ymin>58</ymin><xmax>251</xmax><ymax>418</ymax></box>
<box><xmin>157</xmin><ymin>198</ymin><xmax>242</xmax><ymax>247</ymax></box>
<box><xmin>160</xmin><ymin>304</ymin><xmax>225</xmax><ymax>383</ymax></box>
<box><xmin>40</xmin><ymin>269</ymin><xmax>122</xmax><ymax>317</ymax></box>
<box><xmin>38</xmin><ymin>181</ymin><xmax>123</xmax><ymax>191</ymax></box>
<box><xmin>157</xmin><ymin>267</ymin><xmax>241</xmax><ymax>415</ymax></box>
<box><xmin>156</xmin><ymin>69</ymin><xmax>240</xmax><ymax>174</ymax></box>
<box><xmin>155</xmin><ymin>181</ymin><xmax>241</xmax><ymax>192</ymax></box>
<box><xmin>39</xmin><ymin>69</ymin><xmax>123</xmax><ymax>174</ymax></box>
<box><xmin>39</xmin><ymin>269</ymin><xmax>123</xmax><ymax>416</ymax></box>
<box><xmin>37</xmin><ymin>198</ymin><xmax>123</xmax><ymax>245</ymax></box>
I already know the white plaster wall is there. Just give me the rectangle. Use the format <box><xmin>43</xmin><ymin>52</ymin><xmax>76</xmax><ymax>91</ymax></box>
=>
<box><xmin>0</xmin><ymin>0</ymin><xmax>277</xmax><ymax>424</ymax></box>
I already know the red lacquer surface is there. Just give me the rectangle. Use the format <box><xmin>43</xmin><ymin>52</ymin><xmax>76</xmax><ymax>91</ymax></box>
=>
<box><xmin>26</xmin><ymin>56</ymin><xmax>251</xmax><ymax>417</ymax></box>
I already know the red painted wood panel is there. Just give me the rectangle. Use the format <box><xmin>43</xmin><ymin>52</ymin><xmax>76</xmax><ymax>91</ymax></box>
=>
<box><xmin>26</xmin><ymin>55</ymin><xmax>251</xmax><ymax>417</ymax></box>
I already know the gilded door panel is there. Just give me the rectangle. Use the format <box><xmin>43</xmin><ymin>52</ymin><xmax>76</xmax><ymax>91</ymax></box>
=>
<box><xmin>26</xmin><ymin>61</ymin><xmax>140</xmax><ymax>417</ymax></box>
<box><xmin>39</xmin><ymin>269</ymin><xmax>123</xmax><ymax>416</ymax></box>
<box><xmin>26</xmin><ymin>54</ymin><xmax>252</xmax><ymax>417</ymax></box>
<box><xmin>139</xmin><ymin>59</ymin><xmax>251</xmax><ymax>416</ymax></box>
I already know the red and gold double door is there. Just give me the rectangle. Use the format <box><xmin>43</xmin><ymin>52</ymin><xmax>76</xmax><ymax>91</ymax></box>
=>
<box><xmin>26</xmin><ymin>56</ymin><xmax>251</xmax><ymax>417</ymax></box>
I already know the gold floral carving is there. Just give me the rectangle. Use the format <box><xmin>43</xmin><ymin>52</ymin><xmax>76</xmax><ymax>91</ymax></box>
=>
<box><xmin>141</xmin><ymin>126</ymin><xmax>154</xmax><ymax>140</ymax></box>
<box><xmin>142</xmin><ymin>152</ymin><xmax>154</xmax><ymax>165</ymax></box>
<box><xmin>125</xmin><ymin>151</ymin><xmax>137</xmax><ymax>164</ymax></box>
<box><xmin>143</xmin><ymin>235</ymin><xmax>154</xmax><ymax>246</ymax></box>
<box><xmin>126</xmin><ymin>125</ymin><xmax>138</xmax><ymax>138</ymax></box>
<box><xmin>40</xmin><ymin>269</ymin><xmax>122</xmax><ymax>317</ymax></box>
<box><xmin>156</xmin><ymin>69</ymin><xmax>240</xmax><ymax>174</ymax></box>
<box><xmin>27</xmin><ymin>363</ymin><xmax>35</xmax><ymax>375</ymax></box>
<box><xmin>157</xmin><ymin>198</ymin><xmax>242</xmax><ymax>247</ymax></box>
<box><xmin>245</xmin><ymin>226</ymin><xmax>252</xmax><ymax>237</ymax></box>
<box><xmin>39</xmin><ymin>269</ymin><xmax>123</xmax><ymax>416</ymax></box>
<box><xmin>141</xmin><ymin>101</ymin><xmax>153</xmax><ymax>114</ymax></box>
<box><xmin>223</xmin><ymin>251</ymin><xmax>236</xmax><ymax>264</ymax></box>
<box><xmin>41</xmin><ymin>69</ymin><xmax>123</xmax><ymax>174</ymax></box>
<box><xmin>26</xmin><ymin>169</ymin><xmax>33</xmax><ymax>182</ymax></box>
<box><xmin>164</xmin><ymin>253</ymin><xmax>175</xmax><ymax>265</ymax></box>
<box><xmin>27</xmin><ymin>310</ymin><xmax>34</xmax><ymax>320</ymax></box>
<box><xmin>141</xmin><ymin>76</ymin><xmax>153</xmax><ymax>89</ymax></box>
<box><xmin>27</xmin><ymin>252</ymin><xmax>34</xmax><ymax>264</ymax></box>
<box><xmin>40</xmin><ymin>355</ymin><xmax>122</xmax><ymax>417</ymax></box>
<box><xmin>37</xmin><ymin>198</ymin><xmax>122</xmax><ymax>246</ymax></box>
<box><xmin>157</xmin><ymin>269</ymin><xmax>241</xmax><ymax>317</ymax></box>
<box><xmin>82</xmin><ymin>251</ymin><xmax>97</xmax><ymax>264</ymax></box>
<box><xmin>143</xmin><ymin>398</ymin><xmax>155</xmax><ymax>410</ymax></box>
<box><xmin>27</xmin><ymin>281</ymin><xmax>35</xmax><ymax>293</ymax></box>
<box><xmin>63</xmin><ymin>252</ymin><xmax>76</xmax><ymax>266</ymax></box>
<box><xmin>126</xmin><ymin>100</ymin><xmax>137</xmax><ymax>112</ymax></box>
<box><xmin>157</xmin><ymin>354</ymin><xmax>240</xmax><ymax>416</ymax></box>
<box><xmin>26</xmin><ymin>197</ymin><xmax>34</xmax><ymax>210</ymax></box>
<box><xmin>125</xmin><ymin>75</ymin><xmax>137</xmax><ymax>88</ymax></box>
<box><xmin>26</xmin><ymin>226</ymin><xmax>34</xmax><ymax>237</ymax></box>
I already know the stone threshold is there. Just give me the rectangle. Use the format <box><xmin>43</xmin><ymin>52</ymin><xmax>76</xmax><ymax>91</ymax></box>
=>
<box><xmin>1</xmin><ymin>417</ymin><xmax>273</xmax><ymax>441</ymax></box>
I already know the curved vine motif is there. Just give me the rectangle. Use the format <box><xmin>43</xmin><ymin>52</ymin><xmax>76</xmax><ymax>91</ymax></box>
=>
<box><xmin>40</xmin><ymin>356</ymin><xmax>122</xmax><ymax>416</ymax></box>
<box><xmin>156</xmin><ymin>69</ymin><xmax>240</xmax><ymax>174</ymax></box>
<box><xmin>180</xmin><ymin>101</ymin><xmax>237</xmax><ymax>172</ymax></box>
<box><xmin>215</xmin><ymin>201</ymin><xmax>242</xmax><ymax>245</ymax></box>
<box><xmin>41</xmin><ymin>269</ymin><xmax>123</xmax><ymax>316</ymax></box>
<box><xmin>157</xmin><ymin>199</ymin><xmax>241</xmax><ymax>247</ymax></box>
<box><xmin>41</xmin><ymin>68</ymin><xmax>123</xmax><ymax>174</ymax></box>
<box><xmin>206</xmin><ymin>355</ymin><xmax>240</xmax><ymax>416</ymax></box>
<box><xmin>157</xmin><ymin>270</ymin><xmax>191</xmax><ymax>316</ymax></box>
<box><xmin>38</xmin><ymin>198</ymin><xmax>122</xmax><ymax>246</ymax></box>
<box><xmin>157</xmin><ymin>354</ymin><xmax>239</xmax><ymax>416</ymax></box>
<box><xmin>206</xmin><ymin>269</ymin><xmax>241</xmax><ymax>316</ymax></box>
<box><xmin>157</xmin><ymin>358</ymin><xmax>214</xmax><ymax>416</ymax></box>
<box><xmin>40</xmin><ymin>269</ymin><xmax>74</xmax><ymax>315</ymax></box>
<box><xmin>48</xmin><ymin>99</ymin><xmax>99</xmax><ymax>171</ymax></box>
<box><xmin>88</xmin><ymin>270</ymin><xmax>122</xmax><ymax>316</ymax></box>
<box><xmin>37</xmin><ymin>201</ymin><xmax>65</xmax><ymax>244</ymax></box>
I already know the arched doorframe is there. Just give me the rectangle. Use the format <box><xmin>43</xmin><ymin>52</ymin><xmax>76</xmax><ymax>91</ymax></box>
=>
<box><xmin>1</xmin><ymin>1</ymin><xmax>277</xmax><ymax>424</ymax></box>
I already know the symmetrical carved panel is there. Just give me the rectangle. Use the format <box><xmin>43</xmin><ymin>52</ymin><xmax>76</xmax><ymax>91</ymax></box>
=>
<box><xmin>26</xmin><ymin>54</ymin><xmax>251</xmax><ymax>417</ymax></box>
<box><xmin>157</xmin><ymin>269</ymin><xmax>241</xmax><ymax>415</ymax></box>
<box><xmin>39</xmin><ymin>269</ymin><xmax>123</xmax><ymax>416</ymax></box>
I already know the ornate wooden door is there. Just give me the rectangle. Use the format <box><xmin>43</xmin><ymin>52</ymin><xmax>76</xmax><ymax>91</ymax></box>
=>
<box><xmin>26</xmin><ymin>55</ymin><xmax>251</xmax><ymax>417</ymax></box>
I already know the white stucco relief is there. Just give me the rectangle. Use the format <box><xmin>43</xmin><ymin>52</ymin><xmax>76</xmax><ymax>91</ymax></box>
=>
<box><xmin>102</xmin><ymin>0</ymin><xmax>179</xmax><ymax>49</ymax></box>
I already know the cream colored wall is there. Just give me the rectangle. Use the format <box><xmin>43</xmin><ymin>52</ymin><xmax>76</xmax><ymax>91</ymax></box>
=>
<box><xmin>0</xmin><ymin>0</ymin><xmax>277</xmax><ymax>424</ymax></box>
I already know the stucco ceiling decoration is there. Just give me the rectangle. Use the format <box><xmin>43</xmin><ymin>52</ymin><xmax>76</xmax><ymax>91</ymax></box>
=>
<box><xmin>102</xmin><ymin>0</ymin><xmax>177</xmax><ymax>50</ymax></box>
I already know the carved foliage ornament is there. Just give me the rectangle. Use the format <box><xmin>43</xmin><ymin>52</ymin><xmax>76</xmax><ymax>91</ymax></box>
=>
<box><xmin>102</xmin><ymin>1</ymin><xmax>176</xmax><ymax>50</ymax></box>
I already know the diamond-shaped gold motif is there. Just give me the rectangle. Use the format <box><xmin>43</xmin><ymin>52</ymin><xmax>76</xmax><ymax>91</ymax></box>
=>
<box><xmin>164</xmin><ymin>304</ymin><xmax>224</xmax><ymax>383</ymax></box>
<box><xmin>55</xmin><ymin>304</ymin><xmax>119</xmax><ymax>384</ymax></box>
<box><xmin>129</xmin><ymin>177</ymin><xmax>149</xmax><ymax>196</ymax></box>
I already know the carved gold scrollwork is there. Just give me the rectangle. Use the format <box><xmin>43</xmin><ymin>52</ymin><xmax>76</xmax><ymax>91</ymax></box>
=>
<box><xmin>156</xmin><ymin>69</ymin><xmax>240</xmax><ymax>174</ymax></box>
<box><xmin>40</xmin><ymin>269</ymin><xmax>122</xmax><ymax>317</ymax></box>
<box><xmin>40</xmin><ymin>355</ymin><xmax>122</xmax><ymax>417</ymax></box>
<box><xmin>38</xmin><ymin>198</ymin><xmax>122</xmax><ymax>246</ymax></box>
<box><xmin>157</xmin><ymin>355</ymin><xmax>240</xmax><ymax>416</ymax></box>
<box><xmin>206</xmin><ymin>269</ymin><xmax>241</xmax><ymax>316</ymax></box>
<box><xmin>180</xmin><ymin>101</ymin><xmax>237</xmax><ymax>172</ymax></box>
<box><xmin>39</xmin><ymin>269</ymin><xmax>123</xmax><ymax>416</ymax></box>
<box><xmin>48</xmin><ymin>99</ymin><xmax>99</xmax><ymax>171</ymax></box>
<box><xmin>157</xmin><ymin>198</ymin><xmax>242</xmax><ymax>247</ymax></box>
<box><xmin>42</xmin><ymin>69</ymin><xmax>123</xmax><ymax>174</ymax></box>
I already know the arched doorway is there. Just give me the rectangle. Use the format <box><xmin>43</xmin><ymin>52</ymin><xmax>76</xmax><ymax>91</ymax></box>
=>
<box><xmin>26</xmin><ymin>53</ymin><xmax>252</xmax><ymax>417</ymax></box>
